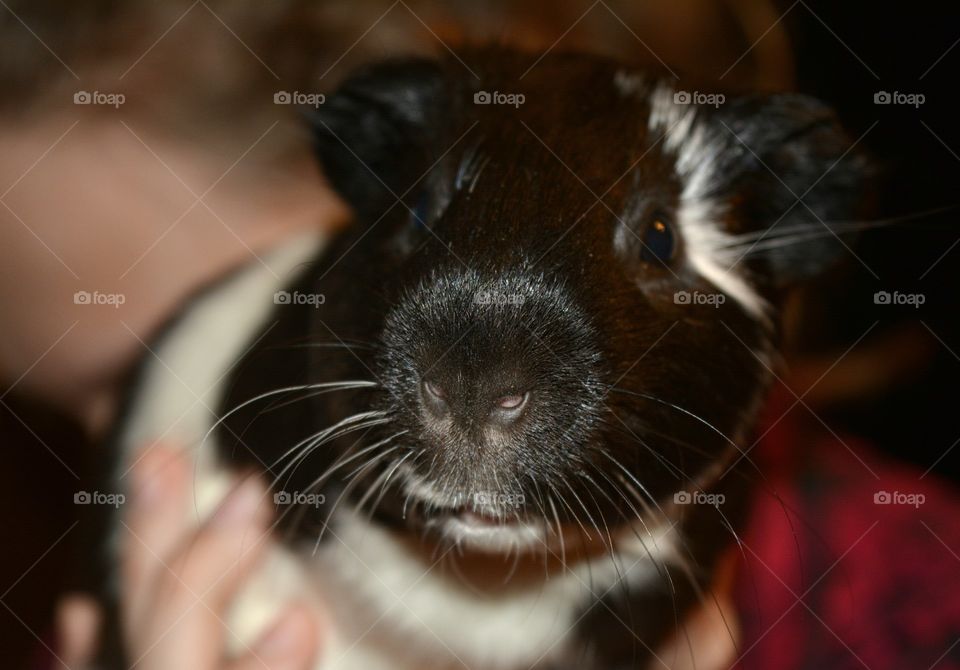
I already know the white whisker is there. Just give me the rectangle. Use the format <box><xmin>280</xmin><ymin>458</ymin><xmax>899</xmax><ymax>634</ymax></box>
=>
<box><xmin>200</xmin><ymin>380</ymin><xmax>379</xmax><ymax>451</ymax></box>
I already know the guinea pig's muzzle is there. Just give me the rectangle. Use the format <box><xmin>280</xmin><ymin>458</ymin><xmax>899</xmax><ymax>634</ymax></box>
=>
<box><xmin>376</xmin><ymin>265</ymin><xmax>607</xmax><ymax>533</ymax></box>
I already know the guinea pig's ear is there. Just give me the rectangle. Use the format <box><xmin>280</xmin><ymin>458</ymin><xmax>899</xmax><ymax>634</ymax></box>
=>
<box><xmin>710</xmin><ymin>94</ymin><xmax>869</xmax><ymax>285</ymax></box>
<box><xmin>308</xmin><ymin>58</ymin><xmax>446</xmax><ymax>219</ymax></box>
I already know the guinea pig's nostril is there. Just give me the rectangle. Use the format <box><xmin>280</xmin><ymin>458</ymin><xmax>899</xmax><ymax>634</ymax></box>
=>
<box><xmin>423</xmin><ymin>379</ymin><xmax>446</xmax><ymax>400</ymax></box>
<box><xmin>497</xmin><ymin>393</ymin><xmax>526</xmax><ymax>409</ymax></box>
<box><xmin>421</xmin><ymin>379</ymin><xmax>448</xmax><ymax>416</ymax></box>
<box><xmin>492</xmin><ymin>391</ymin><xmax>529</xmax><ymax>421</ymax></box>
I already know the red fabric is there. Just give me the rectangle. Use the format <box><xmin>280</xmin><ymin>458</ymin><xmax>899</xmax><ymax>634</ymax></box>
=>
<box><xmin>734</xmin><ymin>392</ymin><xmax>960</xmax><ymax>670</ymax></box>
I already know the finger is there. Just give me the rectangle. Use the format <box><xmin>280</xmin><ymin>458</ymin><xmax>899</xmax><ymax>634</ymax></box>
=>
<box><xmin>56</xmin><ymin>594</ymin><xmax>101</xmax><ymax>668</ymax></box>
<box><xmin>227</xmin><ymin>604</ymin><xmax>320</xmax><ymax>670</ymax></box>
<box><xmin>121</xmin><ymin>443</ymin><xmax>189</xmax><ymax>625</ymax></box>
<box><xmin>133</xmin><ymin>477</ymin><xmax>271</xmax><ymax>670</ymax></box>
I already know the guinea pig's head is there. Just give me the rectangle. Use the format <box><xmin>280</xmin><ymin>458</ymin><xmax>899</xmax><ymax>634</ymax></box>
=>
<box><xmin>302</xmin><ymin>50</ymin><xmax>866</xmax><ymax>553</ymax></box>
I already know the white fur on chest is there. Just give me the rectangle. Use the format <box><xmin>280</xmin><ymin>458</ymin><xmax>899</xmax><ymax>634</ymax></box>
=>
<box><xmin>311</xmin><ymin>509</ymin><xmax>676</xmax><ymax>670</ymax></box>
<box><xmin>114</xmin><ymin>235</ymin><xmax>677</xmax><ymax>670</ymax></box>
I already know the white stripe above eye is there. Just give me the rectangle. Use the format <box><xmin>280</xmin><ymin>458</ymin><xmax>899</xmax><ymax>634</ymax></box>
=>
<box><xmin>644</xmin><ymin>80</ymin><xmax>771</xmax><ymax>320</ymax></box>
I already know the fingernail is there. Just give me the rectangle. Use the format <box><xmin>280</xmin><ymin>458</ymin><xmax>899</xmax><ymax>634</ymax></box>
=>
<box><xmin>212</xmin><ymin>478</ymin><xmax>263</xmax><ymax>527</ymax></box>
<box><xmin>257</xmin><ymin>612</ymin><xmax>307</xmax><ymax>660</ymax></box>
<box><xmin>132</xmin><ymin>446</ymin><xmax>173</xmax><ymax>506</ymax></box>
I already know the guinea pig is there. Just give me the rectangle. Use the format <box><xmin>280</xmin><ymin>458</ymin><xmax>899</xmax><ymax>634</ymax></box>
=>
<box><xmin>93</xmin><ymin>47</ymin><xmax>866</xmax><ymax>670</ymax></box>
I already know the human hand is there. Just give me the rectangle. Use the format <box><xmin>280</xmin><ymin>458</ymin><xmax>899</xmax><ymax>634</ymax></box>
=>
<box><xmin>58</xmin><ymin>443</ymin><xmax>322</xmax><ymax>670</ymax></box>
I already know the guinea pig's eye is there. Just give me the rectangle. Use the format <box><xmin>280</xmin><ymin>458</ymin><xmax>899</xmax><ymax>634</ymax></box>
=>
<box><xmin>639</xmin><ymin>215</ymin><xmax>676</xmax><ymax>264</ymax></box>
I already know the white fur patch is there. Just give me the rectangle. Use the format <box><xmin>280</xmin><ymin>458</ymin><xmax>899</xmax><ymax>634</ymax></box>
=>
<box><xmin>647</xmin><ymin>83</ymin><xmax>770</xmax><ymax>319</ymax></box>
<box><xmin>312</xmin><ymin>508</ymin><xmax>677</xmax><ymax>670</ymax></box>
<box><xmin>116</xmin><ymin>235</ymin><xmax>325</xmax><ymax>518</ymax></box>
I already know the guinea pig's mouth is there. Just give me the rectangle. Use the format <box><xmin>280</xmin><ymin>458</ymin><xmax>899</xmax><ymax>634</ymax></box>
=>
<box><xmin>395</xmin><ymin>464</ymin><xmax>547</xmax><ymax>552</ymax></box>
<box><xmin>391</xmin><ymin>464</ymin><xmax>671</xmax><ymax>559</ymax></box>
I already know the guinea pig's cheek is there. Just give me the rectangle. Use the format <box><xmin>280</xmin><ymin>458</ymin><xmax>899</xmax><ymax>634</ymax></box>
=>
<box><xmin>418</xmin><ymin>410</ymin><xmax>453</xmax><ymax>441</ymax></box>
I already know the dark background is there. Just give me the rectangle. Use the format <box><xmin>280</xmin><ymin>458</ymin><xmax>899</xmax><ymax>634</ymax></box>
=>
<box><xmin>787</xmin><ymin>1</ymin><xmax>959</xmax><ymax>481</ymax></box>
